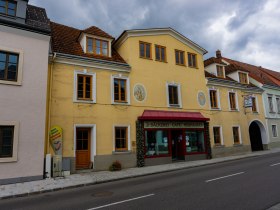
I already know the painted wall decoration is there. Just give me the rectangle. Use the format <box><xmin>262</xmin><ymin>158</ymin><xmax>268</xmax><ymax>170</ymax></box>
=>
<box><xmin>50</xmin><ymin>126</ymin><xmax>63</xmax><ymax>155</ymax></box>
<box><xmin>197</xmin><ymin>91</ymin><xmax>206</xmax><ymax>106</ymax></box>
<box><xmin>134</xmin><ymin>84</ymin><xmax>146</xmax><ymax>102</ymax></box>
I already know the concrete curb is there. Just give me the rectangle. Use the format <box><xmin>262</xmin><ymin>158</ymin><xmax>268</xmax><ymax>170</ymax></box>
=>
<box><xmin>1</xmin><ymin>149</ymin><xmax>280</xmax><ymax>200</ymax></box>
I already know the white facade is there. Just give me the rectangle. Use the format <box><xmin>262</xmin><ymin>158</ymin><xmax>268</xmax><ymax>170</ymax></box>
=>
<box><xmin>0</xmin><ymin>25</ymin><xmax>50</xmax><ymax>183</ymax></box>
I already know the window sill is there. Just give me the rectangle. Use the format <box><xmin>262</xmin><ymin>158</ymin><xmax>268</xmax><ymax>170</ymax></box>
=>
<box><xmin>155</xmin><ymin>59</ymin><xmax>168</xmax><ymax>63</ymax></box>
<box><xmin>230</xmin><ymin>109</ymin><xmax>239</xmax><ymax>112</ymax></box>
<box><xmin>269</xmin><ymin>111</ymin><xmax>276</xmax><ymax>114</ymax></box>
<box><xmin>175</xmin><ymin>63</ymin><xmax>186</xmax><ymax>67</ymax></box>
<box><xmin>252</xmin><ymin>111</ymin><xmax>259</xmax><ymax>114</ymax></box>
<box><xmin>0</xmin><ymin>13</ymin><xmax>17</xmax><ymax>19</ymax></box>
<box><xmin>168</xmin><ymin>105</ymin><xmax>182</xmax><ymax>109</ymax></box>
<box><xmin>188</xmin><ymin>66</ymin><xmax>198</xmax><ymax>69</ymax></box>
<box><xmin>139</xmin><ymin>56</ymin><xmax>153</xmax><ymax>60</ymax></box>
<box><xmin>233</xmin><ymin>143</ymin><xmax>243</xmax><ymax>147</ymax></box>
<box><xmin>112</xmin><ymin>101</ymin><xmax>130</xmax><ymax>105</ymax></box>
<box><xmin>0</xmin><ymin>157</ymin><xmax>17</xmax><ymax>163</ymax></box>
<box><xmin>0</xmin><ymin>80</ymin><xmax>22</xmax><ymax>86</ymax></box>
<box><xmin>210</xmin><ymin>107</ymin><xmax>221</xmax><ymax>111</ymax></box>
<box><xmin>214</xmin><ymin>144</ymin><xmax>224</xmax><ymax>148</ymax></box>
<box><xmin>74</xmin><ymin>100</ymin><xmax>96</xmax><ymax>104</ymax></box>
<box><xmin>112</xmin><ymin>150</ymin><xmax>132</xmax><ymax>155</ymax></box>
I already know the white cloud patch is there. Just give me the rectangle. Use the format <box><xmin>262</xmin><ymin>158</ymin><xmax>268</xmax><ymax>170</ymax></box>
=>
<box><xmin>30</xmin><ymin>0</ymin><xmax>280</xmax><ymax>71</ymax></box>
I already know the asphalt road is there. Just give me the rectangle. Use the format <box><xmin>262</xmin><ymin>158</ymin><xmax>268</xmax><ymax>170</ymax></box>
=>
<box><xmin>1</xmin><ymin>152</ymin><xmax>280</xmax><ymax>210</ymax></box>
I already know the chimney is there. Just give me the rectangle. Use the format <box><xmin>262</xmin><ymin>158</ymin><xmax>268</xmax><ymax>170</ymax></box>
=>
<box><xmin>216</xmin><ymin>50</ymin><xmax>222</xmax><ymax>58</ymax></box>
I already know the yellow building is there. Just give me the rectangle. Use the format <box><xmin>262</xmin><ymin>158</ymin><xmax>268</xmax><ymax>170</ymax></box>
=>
<box><xmin>48</xmin><ymin>22</ymin><xmax>214</xmax><ymax>173</ymax></box>
<box><xmin>204</xmin><ymin>51</ymin><xmax>267</xmax><ymax>157</ymax></box>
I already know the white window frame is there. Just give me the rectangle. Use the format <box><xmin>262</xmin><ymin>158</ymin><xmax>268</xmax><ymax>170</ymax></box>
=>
<box><xmin>238</xmin><ymin>71</ymin><xmax>249</xmax><ymax>84</ymax></box>
<box><xmin>0</xmin><ymin>46</ymin><xmax>24</xmax><ymax>86</ymax></box>
<box><xmin>0</xmin><ymin>121</ymin><xmax>19</xmax><ymax>163</ymax></box>
<box><xmin>213</xmin><ymin>125</ymin><xmax>224</xmax><ymax>145</ymax></box>
<box><xmin>208</xmin><ymin>87</ymin><xmax>221</xmax><ymax>110</ymax></box>
<box><xmin>267</xmin><ymin>94</ymin><xmax>274</xmax><ymax>113</ymax></box>
<box><xmin>251</xmin><ymin>95</ymin><xmax>259</xmax><ymax>113</ymax></box>
<box><xmin>216</xmin><ymin>65</ymin><xmax>225</xmax><ymax>78</ymax></box>
<box><xmin>113</xmin><ymin>124</ymin><xmax>131</xmax><ymax>153</ymax></box>
<box><xmin>272</xmin><ymin>124</ymin><xmax>278</xmax><ymax>138</ymax></box>
<box><xmin>111</xmin><ymin>74</ymin><xmax>130</xmax><ymax>105</ymax></box>
<box><xmin>276</xmin><ymin>97</ymin><xmax>280</xmax><ymax>113</ymax></box>
<box><xmin>228</xmin><ymin>90</ymin><xmax>239</xmax><ymax>111</ymax></box>
<box><xmin>73</xmin><ymin>69</ymin><xmax>96</xmax><ymax>103</ymax></box>
<box><xmin>166</xmin><ymin>82</ymin><xmax>182</xmax><ymax>108</ymax></box>
<box><xmin>73</xmin><ymin>124</ymin><xmax>96</xmax><ymax>167</ymax></box>
<box><xmin>232</xmin><ymin>125</ymin><xmax>242</xmax><ymax>144</ymax></box>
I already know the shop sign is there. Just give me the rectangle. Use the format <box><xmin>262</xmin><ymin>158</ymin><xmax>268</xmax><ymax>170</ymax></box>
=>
<box><xmin>144</xmin><ymin>121</ymin><xmax>204</xmax><ymax>129</ymax></box>
<box><xmin>50</xmin><ymin>126</ymin><xmax>63</xmax><ymax>155</ymax></box>
<box><xmin>244</xmin><ymin>95</ymin><xmax>253</xmax><ymax>108</ymax></box>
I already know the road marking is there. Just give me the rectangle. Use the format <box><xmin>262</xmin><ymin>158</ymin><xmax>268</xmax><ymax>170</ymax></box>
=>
<box><xmin>270</xmin><ymin>162</ymin><xmax>280</xmax><ymax>167</ymax></box>
<box><xmin>87</xmin><ymin>193</ymin><xmax>155</xmax><ymax>210</ymax></box>
<box><xmin>205</xmin><ymin>172</ymin><xmax>245</xmax><ymax>183</ymax></box>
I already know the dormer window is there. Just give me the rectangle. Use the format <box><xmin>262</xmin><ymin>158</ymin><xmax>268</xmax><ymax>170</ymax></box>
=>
<box><xmin>238</xmin><ymin>72</ymin><xmax>248</xmax><ymax>84</ymax></box>
<box><xmin>216</xmin><ymin>65</ymin><xmax>224</xmax><ymax>78</ymax></box>
<box><xmin>0</xmin><ymin>0</ymin><xmax>17</xmax><ymax>16</ymax></box>
<box><xmin>86</xmin><ymin>37</ymin><xmax>108</xmax><ymax>56</ymax></box>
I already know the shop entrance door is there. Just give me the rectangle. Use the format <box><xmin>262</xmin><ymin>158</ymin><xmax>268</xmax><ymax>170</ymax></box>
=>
<box><xmin>171</xmin><ymin>130</ymin><xmax>185</xmax><ymax>160</ymax></box>
<box><xmin>76</xmin><ymin>128</ymin><xmax>91</xmax><ymax>169</ymax></box>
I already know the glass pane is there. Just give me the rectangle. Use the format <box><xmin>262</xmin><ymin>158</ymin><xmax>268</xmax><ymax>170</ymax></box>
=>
<box><xmin>161</xmin><ymin>48</ymin><xmax>165</xmax><ymax>61</ymax></box>
<box><xmin>7</xmin><ymin>70</ymin><xmax>16</xmax><ymax>80</ymax></box>
<box><xmin>102</xmin><ymin>48</ymin><xmax>107</xmax><ymax>56</ymax></box>
<box><xmin>77</xmin><ymin>130</ymin><xmax>83</xmax><ymax>139</ymax></box>
<box><xmin>95</xmin><ymin>40</ymin><xmax>100</xmax><ymax>48</ymax></box>
<box><xmin>140</xmin><ymin>43</ymin><xmax>144</xmax><ymax>57</ymax></box>
<box><xmin>83</xmin><ymin>140</ymin><xmax>88</xmax><ymax>150</ymax></box>
<box><xmin>1</xmin><ymin>146</ymin><xmax>12</xmax><ymax>157</ymax></box>
<box><xmin>0</xmin><ymin>7</ymin><xmax>5</xmax><ymax>14</ymax></box>
<box><xmin>8</xmin><ymin>2</ymin><xmax>16</xmax><ymax>9</ymax></box>
<box><xmin>0</xmin><ymin>52</ymin><xmax>6</xmax><ymax>62</ymax></box>
<box><xmin>77</xmin><ymin>140</ymin><xmax>83</xmax><ymax>150</ymax></box>
<box><xmin>8</xmin><ymin>63</ymin><xmax>17</xmax><ymax>71</ymax></box>
<box><xmin>145</xmin><ymin>130</ymin><xmax>169</xmax><ymax>156</ymax></box>
<box><xmin>0</xmin><ymin>1</ymin><xmax>5</xmax><ymax>7</ymax></box>
<box><xmin>155</xmin><ymin>47</ymin><xmax>160</xmax><ymax>60</ymax></box>
<box><xmin>102</xmin><ymin>41</ymin><xmax>108</xmax><ymax>49</ymax></box>
<box><xmin>9</xmin><ymin>54</ymin><xmax>18</xmax><ymax>63</ymax></box>
<box><xmin>175</xmin><ymin>51</ymin><xmax>179</xmax><ymax>63</ymax></box>
<box><xmin>7</xmin><ymin>9</ymin><xmax>15</xmax><ymax>16</ymax></box>
<box><xmin>0</xmin><ymin>69</ymin><xmax>4</xmax><ymax>79</ymax></box>
<box><xmin>186</xmin><ymin>131</ymin><xmax>204</xmax><ymax>153</ymax></box>
<box><xmin>95</xmin><ymin>47</ymin><xmax>101</xmax><ymax>55</ymax></box>
<box><xmin>146</xmin><ymin>44</ymin><xmax>150</xmax><ymax>58</ymax></box>
<box><xmin>180</xmin><ymin>52</ymin><xmax>184</xmax><ymax>64</ymax></box>
<box><xmin>83</xmin><ymin>130</ymin><xmax>88</xmax><ymax>139</ymax></box>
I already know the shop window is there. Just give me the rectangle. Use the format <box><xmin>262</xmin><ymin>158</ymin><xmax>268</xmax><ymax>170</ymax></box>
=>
<box><xmin>0</xmin><ymin>51</ymin><xmax>19</xmax><ymax>82</ymax></box>
<box><xmin>268</xmin><ymin>96</ymin><xmax>274</xmax><ymax>113</ymax></box>
<box><xmin>145</xmin><ymin>130</ymin><xmax>169</xmax><ymax>157</ymax></box>
<box><xmin>155</xmin><ymin>45</ymin><xmax>166</xmax><ymax>62</ymax></box>
<box><xmin>74</xmin><ymin>70</ymin><xmax>96</xmax><ymax>103</ymax></box>
<box><xmin>209</xmin><ymin>89</ymin><xmax>219</xmax><ymax>109</ymax></box>
<box><xmin>216</xmin><ymin>65</ymin><xmax>224</xmax><ymax>78</ymax></box>
<box><xmin>0</xmin><ymin>0</ymin><xmax>16</xmax><ymax>16</ymax></box>
<box><xmin>213</xmin><ymin>127</ymin><xmax>221</xmax><ymax>145</ymax></box>
<box><xmin>251</xmin><ymin>97</ymin><xmax>257</xmax><ymax>112</ymax></box>
<box><xmin>139</xmin><ymin>41</ymin><xmax>151</xmax><ymax>59</ymax></box>
<box><xmin>229</xmin><ymin>92</ymin><xmax>237</xmax><ymax>110</ymax></box>
<box><xmin>115</xmin><ymin>127</ymin><xmax>128</xmax><ymax>152</ymax></box>
<box><xmin>272</xmin><ymin>125</ymin><xmax>278</xmax><ymax>138</ymax></box>
<box><xmin>175</xmin><ymin>50</ymin><xmax>185</xmax><ymax>65</ymax></box>
<box><xmin>185</xmin><ymin>131</ymin><xmax>205</xmax><ymax>153</ymax></box>
<box><xmin>187</xmin><ymin>53</ymin><xmax>197</xmax><ymax>68</ymax></box>
<box><xmin>238</xmin><ymin>72</ymin><xmax>248</xmax><ymax>84</ymax></box>
<box><xmin>87</xmin><ymin>37</ymin><xmax>108</xmax><ymax>56</ymax></box>
<box><xmin>167</xmin><ymin>83</ymin><xmax>181</xmax><ymax>107</ymax></box>
<box><xmin>232</xmin><ymin>127</ymin><xmax>240</xmax><ymax>144</ymax></box>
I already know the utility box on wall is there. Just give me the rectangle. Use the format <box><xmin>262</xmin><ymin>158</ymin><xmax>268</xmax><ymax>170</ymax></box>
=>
<box><xmin>52</xmin><ymin>155</ymin><xmax>62</xmax><ymax>177</ymax></box>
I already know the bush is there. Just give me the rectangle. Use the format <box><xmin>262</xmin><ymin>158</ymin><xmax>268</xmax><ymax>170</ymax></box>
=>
<box><xmin>109</xmin><ymin>160</ymin><xmax>122</xmax><ymax>171</ymax></box>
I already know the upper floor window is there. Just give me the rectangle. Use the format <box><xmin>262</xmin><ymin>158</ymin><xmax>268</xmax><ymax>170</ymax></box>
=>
<box><xmin>216</xmin><ymin>65</ymin><xmax>224</xmax><ymax>78</ymax></box>
<box><xmin>155</xmin><ymin>45</ymin><xmax>166</xmax><ymax>62</ymax></box>
<box><xmin>209</xmin><ymin>89</ymin><xmax>219</xmax><ymax>109</ymax></box>
<box><xmin>139</xmin><ymin>41</ymin><xmax>151</xmax><ymax>59</ymax></box>
<box><xmin>276</xmin><ymin>97</ymin><xmax>280</xmax><ymax>113</ymax></box>
<box><xmin>167</xmin><ymin>83</ymin><xmax>181</xmax><ymax>107</ymax></box>
<box><xmin>268</xmin><ymin>96</ymin><xmax>274</xmax><ymax>113</ymax></box>
<box><xmin>74</xmin><ymin>70</ymin><xmax>96</xmax><ymax>103</ymax></box>
<box><xmin>87</xmin><ymin>37</ymin><xmax>108</xmax><ymax>56</ymax></box>
<box><xmin>238</xmin><ymin>72</ymin><xmax>248</xmax><ymax>84</ymax></box>
<box><xmin>251</xmin><ymin>96</ymin><xmax>257</xmax><ymax>112</ymax></box>
<box><xmin>0</xmin><ymin>51</ymin><xmax>18</xmax><ymax>82</ymax></box>
<box><xmin>229</xmin><ymin>92</ymin><xmax>237</xmax><ymax>110</ymax></box>
<box><xmin>0</xmin><ymin>0</ymin><xmax>16</xmax><ymax>16</ymax></box>
<box><xmin>175</xmin><ymin>50</ymin><xmax>185</xmax><ymax>66</ymax></box>
<box><xmin>187</xmin><ymin>53</ymin><xmax>197</xmax><ymax>68</ymax></box>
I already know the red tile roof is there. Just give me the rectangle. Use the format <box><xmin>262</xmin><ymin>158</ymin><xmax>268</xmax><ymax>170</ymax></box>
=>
<box><xmin>138</xmin><ymin>110</ymin><xmax>209</xmax><ymax>121</ymax></box>
<box><xmin>225</xmin><ymin>63</ymin><xmax>249</xmax><ymax>75</ymax></box>
<box><xmin>82</xmin><ymin>26</ymin><xmax>114</xmax><ymax>39</ymax></box>
<box><xmin>223</xmin><ymin>57</ymin><xmax>280</xmax><ymax>86</ymax></box>
<box><xmin>50</xmin><ymin>22</ymin><xmax>126</xmax><ymax>64</ymax></box>
<box><xmin>204</xmin><ymin>57</ymin><xmax>227</xmax><ymax>67</ymax></box>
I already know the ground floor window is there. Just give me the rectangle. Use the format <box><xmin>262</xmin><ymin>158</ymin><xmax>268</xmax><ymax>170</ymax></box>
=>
<box><xmin>145</xmin><ymin>130</ymin><xmax>169</xmax><ymax>156</ymax></box>
<box><xmin>272</xmin><ymin>125</ymin><xmax>278</xmax><ymax>138</ymax></box>
<box><xmin>213</xmin><ymin>127</ymin><xmax>221</xmax><ymax>145</ymax></box>
<box><xmin>115</xmin><ymin>127</ymin><xmax>128</xmax><ymax>151</ymax></box>
<box><xmin>185</xmin><ymin>130</ymin><xmax>205</xmax><ymax>153</ymax></box>
<box><xmin>0</xmin><ymin>126</ymin><xmax>14</xmax><ymax>158</ymax></box>
<box><xmin>232</xmin><ymin>126</ymin><xmax>240</xmax><ymax>144</ymax></box>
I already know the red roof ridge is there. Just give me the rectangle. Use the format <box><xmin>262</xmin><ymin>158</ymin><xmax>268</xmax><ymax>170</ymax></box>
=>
<box><xmin>82</xmin><ymin>26</ymin><xmax>114</xmax><ymax>39</ymax></box>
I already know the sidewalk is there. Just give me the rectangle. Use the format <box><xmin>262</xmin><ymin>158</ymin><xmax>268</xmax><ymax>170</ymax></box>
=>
<box><xmin>1</xmin><ymin>148</ymin><xmax>280</xmax><ymax>200</ymax></box>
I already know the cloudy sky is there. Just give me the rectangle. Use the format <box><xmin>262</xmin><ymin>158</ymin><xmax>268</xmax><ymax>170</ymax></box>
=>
<box><xmin>30</xmin><ymin>0</ymin><xmax>280</xmax><ymax>71</ymax></box>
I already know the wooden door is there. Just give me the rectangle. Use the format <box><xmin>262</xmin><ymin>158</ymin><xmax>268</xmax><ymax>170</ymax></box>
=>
<box><xmin>76</xmin><ymin>128</ymin><xmax>91</xmax><ymax>169</ymax></box>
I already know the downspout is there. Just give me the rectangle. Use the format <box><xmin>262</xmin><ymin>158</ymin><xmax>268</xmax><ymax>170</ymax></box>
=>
<box><xmin>47</xmin><ymin>52</ymin><xmax>56</xmax><ymax>154</ymax></box>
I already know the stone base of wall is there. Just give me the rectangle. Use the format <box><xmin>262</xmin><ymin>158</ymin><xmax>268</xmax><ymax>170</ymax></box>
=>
<box><xmin>145</xmin><ymin>157</ymin><xmax>172</xmax><ymax>166</ymax></box>
<box><xmin>0</xmin><ymin>175</ymin><xmax>43</xmax><ymax>185</ymax></box>
<box><xmin>94</xmin><ymin>153</ymin><xmax>137</xmax><ymax>171</ymax></box>
<box><xmin>269</xmin><ymin>141</ymin><xmax>280</xmax><ymax>149</ymax></box>
<box><xmin>212</xmin><ymin>145</ymin><xmax>251</xmax><ymax>158</ymax></box>
<box><xmin>185</xmin><ymin>154</ymin><xmax>207</xmax><ymax>161</ymax></box>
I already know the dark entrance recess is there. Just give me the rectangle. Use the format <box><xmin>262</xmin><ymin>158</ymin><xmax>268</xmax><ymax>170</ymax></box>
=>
<box><xmin>249</xmin><ymin>122</ymin><xmax>263</xmax><ymax>151</ymax></box>
<box><xmin>171</xmin><ymin>130</ymin><xmax>185</xmax><ymax>160</ymax></box>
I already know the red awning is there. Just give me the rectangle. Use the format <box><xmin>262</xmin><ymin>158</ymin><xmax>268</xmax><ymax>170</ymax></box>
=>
<box><xmin>138</xmin><ymin>110</ymin><xmax>209</xmax><ymax>121</ymax></box>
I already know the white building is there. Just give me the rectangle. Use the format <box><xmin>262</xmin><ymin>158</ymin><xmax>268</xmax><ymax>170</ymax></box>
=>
<box><xmin>0</xmin><ymin>0</ymin><xmax>50</xmax><ymax>184</ymax></box>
